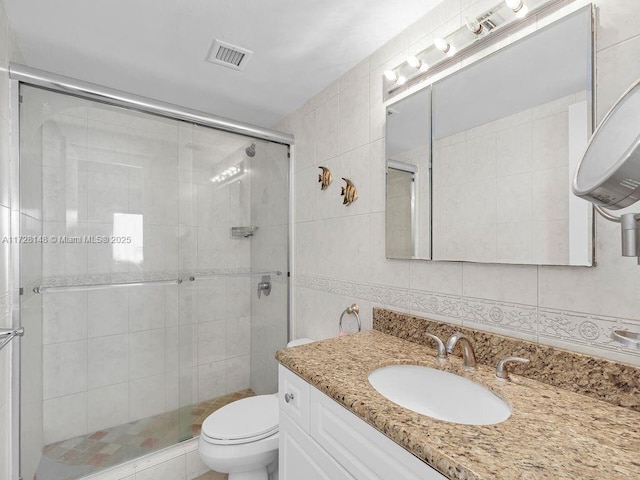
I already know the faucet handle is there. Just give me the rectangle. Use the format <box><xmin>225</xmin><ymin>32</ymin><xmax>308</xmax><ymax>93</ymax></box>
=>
<box><xmin>424</xmin><ymin>333</ymin><xmax>447</xmax><ymax>361</ymax></box>
<box><xmin>495</xmin><ymin>356</ymin><xmax>529</xmax><ymax>380</ymax></box>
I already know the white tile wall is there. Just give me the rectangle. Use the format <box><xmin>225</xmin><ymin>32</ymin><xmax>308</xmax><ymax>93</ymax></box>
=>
<box><xmin>281</xmin><ymin>0</ymin><xmax>640</xmax><ymax>367</ymax></box>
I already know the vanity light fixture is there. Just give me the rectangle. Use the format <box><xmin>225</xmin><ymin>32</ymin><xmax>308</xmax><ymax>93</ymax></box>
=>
<box><xmin>505</xmin><ymin>0</ymin><xmax>529</xmax><ymax>18</ymax></box>
<box><xmin>382</xmin><ymin>0</ymin><xmax>556</xmax><ymax>97</ymax></box>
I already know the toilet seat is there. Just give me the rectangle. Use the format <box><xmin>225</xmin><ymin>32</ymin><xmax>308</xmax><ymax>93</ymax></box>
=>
<box><xmin>201</xmin><ymin>395</ymin><xmax>279</xmax><ymax>445</ymax></box>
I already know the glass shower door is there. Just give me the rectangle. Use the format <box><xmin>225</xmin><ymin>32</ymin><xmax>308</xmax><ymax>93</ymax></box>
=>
<box><xmin>18</xmin><ymin>84</ymin><xmax>290</xmax><ymax>480</ymax></box>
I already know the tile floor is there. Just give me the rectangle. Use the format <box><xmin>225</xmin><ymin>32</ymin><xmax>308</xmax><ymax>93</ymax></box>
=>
<box><xmin>35</xmin><ymin>389</ymin><xmax>254</xmax><ymax>480</ymax></box>
<box><xmin>194</xmin><ymin>471</ymin><xmax>228</xmax><ymax>480</ymax></box>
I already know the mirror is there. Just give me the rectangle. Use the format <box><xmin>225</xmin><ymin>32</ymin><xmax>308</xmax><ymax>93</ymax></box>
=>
<box><xmin>573</xmin><ymin>77</ymin><xmax>640</xmax><ymax>262</ymax></box>
<box><xmin>385</xmin><ymin>7</ymin><xmax>594</xmax><ymax>266</ymax></box>
<box><xmin>385</xmin><ymin>88</ymin><xmax>431</xmax><ymax>259</ymax></box>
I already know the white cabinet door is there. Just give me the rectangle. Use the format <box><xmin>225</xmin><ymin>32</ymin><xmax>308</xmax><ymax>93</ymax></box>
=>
<box><xmin>280</xmin><ymin>411</ymin><xmax>355</xmax><ymax>480</ymax></box>
<box><xmin>278</xmin><ymin>365</ymin><xmax>310</xmax><ymax>432</ymax></box>
<box><xmin>309</xmin><ymin>387</ymin><xmax>448</xmax><ymax>480</ymax></box>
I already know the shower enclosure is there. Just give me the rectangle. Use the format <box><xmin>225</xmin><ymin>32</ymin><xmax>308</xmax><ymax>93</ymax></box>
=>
<box><xmin>13</xmin><ymin>69</ymin><xmax>291</xmax><ymax>480</ymax></box>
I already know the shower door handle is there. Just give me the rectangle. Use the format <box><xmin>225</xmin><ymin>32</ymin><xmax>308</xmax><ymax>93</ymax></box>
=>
<box><xmin>257</xmin><ymin>275</ymin><xmax>272</xmax><ymax>299</ymax></box>
<box><xmin>0</xmin><ymin>327</ymin><xmax>24</xmax><ymax>351</ymax></box>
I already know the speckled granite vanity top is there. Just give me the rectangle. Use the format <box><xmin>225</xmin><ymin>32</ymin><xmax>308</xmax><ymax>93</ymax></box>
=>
<box><xmin>276</xmin><ymin>330</ymin><xmax>640</xmax><ymax>480</ymax></box>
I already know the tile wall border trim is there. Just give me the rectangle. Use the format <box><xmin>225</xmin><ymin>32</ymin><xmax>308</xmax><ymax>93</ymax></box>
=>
<box><xmin>295</xmin><ymin>274</ymin><xmax>640</xmax><ymax>361</ymax></box>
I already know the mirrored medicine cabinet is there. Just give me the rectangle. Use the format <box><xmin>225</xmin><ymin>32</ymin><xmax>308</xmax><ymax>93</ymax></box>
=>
<box><xmin>385</xmin><ymin>6</ymin><xmax>594</xmax><ymax>266</ymax></box>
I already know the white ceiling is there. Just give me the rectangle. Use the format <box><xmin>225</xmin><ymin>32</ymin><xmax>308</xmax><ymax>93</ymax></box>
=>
<box><xmin>5</xmin><ymin>0</ymin><xmax>444</xmax><ymax>128</ymax></box>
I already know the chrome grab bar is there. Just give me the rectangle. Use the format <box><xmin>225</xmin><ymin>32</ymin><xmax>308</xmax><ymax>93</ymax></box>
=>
<box><xmin>189</xmin><ymin>271</ymin><xmax>283</xmax><ymax>281</ymax></box>
<box><xmin>0</xmin><ymin>327</ymin><xmax>24</xmax><ymax>351</ymax></box>
<box><xmin>33</xmin><ymin>278</ymin><xmax>183</xmax><ymax>294</ymax></box>
<box><xmin>33</xmin><ymin>271</ymin><xmax>285</xmax><ymax>293</ymax></box>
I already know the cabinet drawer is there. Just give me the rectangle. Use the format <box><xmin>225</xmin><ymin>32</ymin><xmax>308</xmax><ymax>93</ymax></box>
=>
<box><xmin>309</xmin><ymin>387</ymin><xmax>447</xmax><ymax>480</ymax></box>
<box><xmin>280</xmin><ymin>411</ymin><xmax>355</xmax><ymax>480</ymax></box>
<box><xmin>278</xmin><ymin>365</ymin><xmax>310</xmax><ymax>432</ymax></box>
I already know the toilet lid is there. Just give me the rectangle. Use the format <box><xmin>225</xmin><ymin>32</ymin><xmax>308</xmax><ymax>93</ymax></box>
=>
<box><xmin>202</xmin><ymin>395</ymin><xmax>279</xmax><ymax>443</ymax></box>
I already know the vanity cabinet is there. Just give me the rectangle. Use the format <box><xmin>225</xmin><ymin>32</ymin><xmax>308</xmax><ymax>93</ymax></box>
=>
<box><xmin>278</xmin><ymin>366</ymin><xmax>447</xmax><ymax>480</ymax></box>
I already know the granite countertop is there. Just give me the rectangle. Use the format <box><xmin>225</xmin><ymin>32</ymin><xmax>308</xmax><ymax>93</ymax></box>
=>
<box><xmin>276</xmin><ymin>330</ymin><xmax>640</xmax><ymax>480</ymax></box>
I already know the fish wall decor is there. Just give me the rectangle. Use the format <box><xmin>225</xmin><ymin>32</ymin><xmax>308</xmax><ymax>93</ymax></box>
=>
<box><xmin>341</xmin><ymin>178</ymin><xmax>358</xmax><ymax>206</ymax></box>
<box><xmin>318</xmin><ymin>166</ymin><xmax>333</xmax><ymax>190</ymax></box>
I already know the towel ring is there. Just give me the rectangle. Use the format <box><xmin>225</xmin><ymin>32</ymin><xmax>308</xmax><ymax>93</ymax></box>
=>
<box><xmin>339</xmin><ymin>304</ymin><xmax>362</xmax><ymax>333</ymax></box>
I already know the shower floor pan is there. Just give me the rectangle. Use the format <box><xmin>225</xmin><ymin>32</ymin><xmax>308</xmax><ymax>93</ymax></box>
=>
<box><xmin>34</xmin><ymin>389</ymin><xmax>255</xmax><ymax>480</ymax></box>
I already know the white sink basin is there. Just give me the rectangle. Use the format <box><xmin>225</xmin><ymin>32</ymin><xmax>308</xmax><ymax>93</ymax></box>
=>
<box><xmin>368</xmin><ymin>365</ymin><xmax>511</xmax><ymax>425</ymax></box>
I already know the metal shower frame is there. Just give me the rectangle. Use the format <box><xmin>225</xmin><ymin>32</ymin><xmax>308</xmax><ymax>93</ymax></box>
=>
<box><xmin>7</xmin><ymin>63</ymin><xmax>295</xmax><ymax>480</ymax></box>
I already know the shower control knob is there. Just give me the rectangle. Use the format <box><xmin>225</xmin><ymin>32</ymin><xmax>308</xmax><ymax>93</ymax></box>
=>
<box><xmin>284</xmin><ymin>393</ymin><xmax>294</xmax><ymax>403</ymax></box>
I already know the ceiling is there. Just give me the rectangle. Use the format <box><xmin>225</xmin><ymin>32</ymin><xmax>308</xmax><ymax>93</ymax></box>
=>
<box><xmin>5</xmin><ymin>0</ymin><xmax>444</xmax><ymax>128</ymax></box>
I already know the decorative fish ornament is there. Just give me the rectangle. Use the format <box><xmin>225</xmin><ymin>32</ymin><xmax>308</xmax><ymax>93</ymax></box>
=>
<box><xmin>341</xmin><ymin>178</ymin><xmax>358</xmax><ymax>206</ymax></box>
<box><xmin>318</xmin><ymin>166</ymin><xmax>333</xmax><ymax>190</ymax></box>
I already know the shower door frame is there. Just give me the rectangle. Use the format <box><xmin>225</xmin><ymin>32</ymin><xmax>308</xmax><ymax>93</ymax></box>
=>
<box><xmin>8</xmin><ymin>65</ymin><xmax>295</xmax><ymax>480</ymax></box>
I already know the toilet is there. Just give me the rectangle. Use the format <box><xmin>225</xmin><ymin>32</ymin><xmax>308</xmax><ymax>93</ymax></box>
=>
<box><xmin>198</xmin><ymin>337</ymin><xmax>314</xmax><ymax>480</ymax></box>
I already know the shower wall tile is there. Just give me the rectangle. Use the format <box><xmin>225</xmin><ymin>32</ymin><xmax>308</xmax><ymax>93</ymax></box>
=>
<box><xmin>88</xmin><ymin>288</ymin><xmax>129</xmax><ymax>337</ymax></box>
<box><xmin>197</xmin><ymin>361</ymin><xmax>226</xmax><ymax>402</ymax></box>
<box><xmin>85</xmin><ymin>222</ymin><xmax>129</xmax><ymax>274</ymax></box>
<box><xmin>43</xmin><ymin>292</ymin><xmax>88</xmax><ymax>344</ymax></box>
<box><xmin>43</xmin><ymin>340</ymin><xmax>88</xmax><ymax>400</ymax></box>
<box><xmin>129</xmin><ymin>374</ymin><xmax>166</xmax><ymax>421</ymax></box>
<box><xmin>128</xmin><ymin>285</ymin><xmax>166</xmax><ymax>331</ymax></box>
<box><xmin>227</xmin><ymin>315</ymin><xmax>251</xmax><ymax>358</ymax></box>
<box><xmin>196</xmin><ymin>281</ymin><xmax>226</xmax><ymax>322</ymax></box>
<box><xmin>197</xmin><ymin>321</ymin><xmax>227</xmax><ymax>365</ymax></box>
<box><xmin>42</xmin><ymin>222</ymin><xmax>88</xmax><ymax>276</ymax></box>
<box><xmin>129</xmin><ymin>329</ymin><xmax>166</xmax><ymax>380</ymax></box>
<box><xmin>226</xmin><ymin>355</ymin><xmax>250</xmax><ymax>393</ymax></box>
<box><xmin>226</xmin><ymin>278</ymin><xmax>250</xmax><ymax>318</ymax></box>
<box><xmin>88</xmin><ymin>334</ymin><xmax>128</xmax><ymax>389</ymax></box>
<box><xmin>86</xmin><ymin>168</ymin><xmax>129</xmax><ymax>223</ymax></box>
<box><xmin>87</xmin><ymin>382</ymin><xmax>129</xmax><ymax>432</ymax></box>
<box><xmin>43</xmin><ymin>392</ymin><xmax>88</xmax><ymax>444</ymax></box>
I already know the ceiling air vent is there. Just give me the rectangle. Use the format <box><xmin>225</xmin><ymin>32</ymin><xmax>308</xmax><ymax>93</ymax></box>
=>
<box><xmin>206</xmin><ymin>39</ymin><xmax>253</xmax><ymax>71</ymax></box>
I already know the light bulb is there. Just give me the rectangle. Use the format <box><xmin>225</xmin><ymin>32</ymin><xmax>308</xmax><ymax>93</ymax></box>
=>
<box><xmin>407</xmin><ymin>56</ymin><xmax>422</xmax><ymax>69</ymax></box>
<box><xmin>383</xmin><ymin>70</ymin><xmax>398</xmax><ymax>82</ymax></box>
<box><xmin>434</xmin><ymin>38</ymin><xmax>451</xmax><ymax>54</ymax></box>
<box><xmin>505</xmin><ymin>0</ymin><xmax>528</xmax><ymax>17</ymax></box>
<box><xmin>419</xmin><ymin>62</ymin><xmax>430</xmax><ymax>73</ymax></box>
<box><xmin>465</xmin><ymin>16</ymin><xmax>483</xmax><ymax>35</ymax></box>
<box><xmin>397</xmin><ymin>76</ymin><xmax>407</xmax><ymax>86</ymax></box>
<box><xmin>515</xmin><ymin>4</ymin><xmax>529</xmax><ymax>17</ymax></box>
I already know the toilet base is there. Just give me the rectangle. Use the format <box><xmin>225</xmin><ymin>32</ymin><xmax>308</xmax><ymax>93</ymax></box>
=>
<box><xmin>228</xmin><ymin>467</ymin><xmax>268</xmax><ymax>480</ymax></box>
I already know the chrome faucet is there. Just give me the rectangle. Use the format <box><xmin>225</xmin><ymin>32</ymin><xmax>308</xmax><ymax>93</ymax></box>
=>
<box><xmin>445</xmin><ymin>332</ymin><xmax>477</xmax><ymax>369</ymax></box>
<box><xmin>495</xmin><ymin>356</ymin><xmax>529</xmax><ymax>380</ymax></box>
<box><xmin>424</xmin><ymin>333</ymin><xmax>447</xmax><ymax>362</ymax></box>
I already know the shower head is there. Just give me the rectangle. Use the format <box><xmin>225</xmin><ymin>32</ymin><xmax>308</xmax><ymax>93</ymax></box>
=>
<box><xmin>246</xmin><ymin>143</ymin><xmax>256</xmax><ymax>157</ymax></box>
